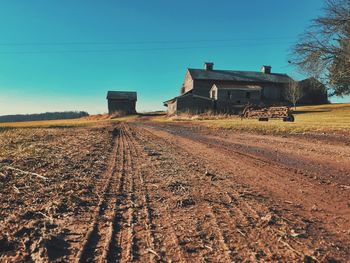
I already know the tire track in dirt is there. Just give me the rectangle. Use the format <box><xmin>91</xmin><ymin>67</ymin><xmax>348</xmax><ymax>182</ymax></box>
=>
<box><xmin>76</xmin><ymin>126</ymin><xmax>141</xmax><ymax>263</ymax></box>
<box><xmin>208</xmin><ymin>190</ymin><xmax>307</xmax><ymax>261</ymax></box>
<box><xmin>195</xmin><ymin>203</ymin><xmax>235</xmax><ymax>262</ymax></box>
<box><xmin>75</xmin><ymin>124</ymin><xmax>189</xmax><ymax>263</ymax></box>
<box><xmin>109</xmin><ymin>129</ymin><xmax>136</xmax><ymax>262</ymax></box>
<box><xmin>129</xmin><ymin>128</ymin><xmax>214</xmax><ymax>262</ymax></box>
<box><xmin>99</xmin><ymin>125</ymin><xmax>165</xmax><ymax>263</ymax></box>
<box><xmin>101</xmin><ymin>126</ymin><xmax>155</xmax><ymax>263</ymax></box>
<box><xmin>76</xmin><ymin>130</ymin><xmax>123</xmax><ymax>263</ymax></box>
<box><xmin>122</xmin><ymin>127</ymin><xmax>157</xmax><ymax>262</ymax></box>
<box><xmin>125</xmin><ymin>126</ymin><xmax>186</xmax><ymax>262</ymax></box>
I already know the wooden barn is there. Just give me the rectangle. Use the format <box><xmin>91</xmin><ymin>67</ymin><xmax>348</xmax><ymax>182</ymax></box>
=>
<box><xmin>164</xmin><ymin>63</ymin><xmax>292</xmax><ymax>115</ymax></box>
<box><xmin>164</xmin><ymin>62</ymin><xmax>328</xmax><ymax>115</ymax></box>
<box><xmin>106</xmin><ymin>91</ymin><xmax>137</xmax><ymax>115</ymax></box>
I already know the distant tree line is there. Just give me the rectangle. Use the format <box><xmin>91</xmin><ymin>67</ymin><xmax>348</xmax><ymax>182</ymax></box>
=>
<box><xmin>0</xmin><ymin>111</ymin><xmax>89</xmax><ymax>123</ymax></box>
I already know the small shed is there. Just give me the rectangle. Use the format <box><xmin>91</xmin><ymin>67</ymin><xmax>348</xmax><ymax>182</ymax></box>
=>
<box><xmin>106</xmin><ymin>91</ymin><xmax>137</xmax><ymax>115</ymax></box>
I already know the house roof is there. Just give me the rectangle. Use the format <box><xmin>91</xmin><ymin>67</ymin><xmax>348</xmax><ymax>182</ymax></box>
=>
<box><xmin>163</xmin><ymin>90</ymin><xmax>212</xmax><ymax>106</ymax></box>
<box><xmin>188</xmin><ymin>68</ymin><xmax>292</xmax><ymax>83</ymax></box>
<box><xmin>106</xmin><ymin>91</ymin><xmax>137</xmax><ymax>100</ymax></box>
<box><xmin>163</xmin><ymin>90</ymin><xmax>190</xmax><ymax>105</ymax></box>
<box><xmin>212</xmin><ymin>84</ymin><xmax>262</xmax><ymax>91</ymax></box>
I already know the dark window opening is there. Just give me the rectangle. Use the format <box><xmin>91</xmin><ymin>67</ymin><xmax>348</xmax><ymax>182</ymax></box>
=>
<box><xmin>246</xmin><ymin>92</ymin><xmax>251</xmax><ymax>99</ymax></box>
<box><xmin>180</xmin><ymin>86</ymin><xmax>185</xmax><ymax>94</ymax></box>
<box><xmin>227</xmin><ymin>91</ymin><xmax>232</xmax><ymax>100</ymax></box>
<box><xmin>211</xmin><ymin>90</ymin><xmax>216</xmax><ymax>99</ymax></box>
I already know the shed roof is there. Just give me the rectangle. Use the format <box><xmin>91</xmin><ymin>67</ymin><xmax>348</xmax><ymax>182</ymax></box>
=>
<box><xmin>163</xmin><ymin>90</ymin><xmax>212</xmax><ymax>106</ymax></box>
<box><xmin>106</xmin><ymin>91</ymin><xmax>137</xmax><ymax>100</ymax></box>
<box><xmin>163</xmin><ymin>90</ymin><xmax>192</xmax><ymax>105</ymax></box>
<box><xmin>188</xmin><ymin>68</ymin><xmax>292</xmax><ymax>83</ymax></box>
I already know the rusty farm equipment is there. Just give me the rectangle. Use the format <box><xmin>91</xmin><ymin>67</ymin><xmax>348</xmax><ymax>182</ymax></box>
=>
<box><xmin>241</xmin><ymin>105</ymin><xmax>295</xmax><ymax>122</ymax></box>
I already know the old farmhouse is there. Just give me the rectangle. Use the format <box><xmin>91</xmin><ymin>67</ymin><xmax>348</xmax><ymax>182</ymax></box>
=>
<box><xmin>106</xmin><ymin>91</ymin><xmax>137</xmax><ymax>115</ymax></box>
<box><xmin>164</xmin><ymin>63</ymin><xmax>328</xmax><ymax>115</ymax></box>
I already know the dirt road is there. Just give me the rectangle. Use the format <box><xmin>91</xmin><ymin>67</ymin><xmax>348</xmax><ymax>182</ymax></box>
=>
<box><xmin>0</xmin><ymin>122</ymin><xmax>349</xmax><ymax>262</ymax></box>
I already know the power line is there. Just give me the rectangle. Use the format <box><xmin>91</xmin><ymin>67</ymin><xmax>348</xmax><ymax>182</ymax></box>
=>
<box><xmin>0</xmin><ymin>41</ymin><xmax>294</xmax><ymax>54</ymax></box>
<box><xmin>0</xmin><ymin>36</ymin><xmax>296</xmax><ymax>46</ymax></box>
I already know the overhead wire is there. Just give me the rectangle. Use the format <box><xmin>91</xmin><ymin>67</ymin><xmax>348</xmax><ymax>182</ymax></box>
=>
<box><xmin>0</xmin><ymin>36</ymin><xmax>296</xmax><ymax>54</ymax></box>
<box><xmin>0</xmin><ymin>36</ymin><xmax>296</xmax><ymax>46</ymax></box>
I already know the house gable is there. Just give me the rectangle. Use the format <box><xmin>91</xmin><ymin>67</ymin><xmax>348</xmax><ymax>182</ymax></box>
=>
<box><xmin>180</xmin><ymin>70</ymin><xmax>194</xmax><ymax>94</ymax></box>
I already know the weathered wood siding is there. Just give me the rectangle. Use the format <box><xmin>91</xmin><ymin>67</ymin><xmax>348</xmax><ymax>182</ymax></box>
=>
<box><xmin>210</xmin><ymin>86</ymin><xmax>261</xmax><ymax>113</ymax></box>
<box><xmin>216</xmin><ymin>89</ymin><xmax>261</xmax><ymax>104</ymax></box>
<box><xmin>166</xmin><ymin>100</ymin><xmax>177</xmax><ymax>115</ymax></box>
<box><xmin>168</xmin><ymin>94</ymin><xmax>212</xmax><ymax>115</ymax></box>
<box><xmin>108</xmin><ymin>99</ymin><xmax>136</xmax><ymax>115</ymax></box>
<box><xmin>192</xmin><ymin>79</ymin><xmax>219</xmax><ymax>97</ymax></box>
<box><xmin>261</xmin><ymin>84</ymin><xmax>287</xmax><ymax>102</ymax></box>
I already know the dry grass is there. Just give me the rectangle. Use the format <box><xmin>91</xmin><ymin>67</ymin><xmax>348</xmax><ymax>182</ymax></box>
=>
<box><xmin>0</xmin><ymin>114</ymin><xmax>139</xmax><ymax>129</ymax></box>
<box><xmin>2</xmin><ymin>104</ymin><xmax>349</xmax><ymax>135</ymax></box>
<box><xmin>153</xmin><ymin>104</ymin><xmax>350</xmax><ymax>135</ymax></box>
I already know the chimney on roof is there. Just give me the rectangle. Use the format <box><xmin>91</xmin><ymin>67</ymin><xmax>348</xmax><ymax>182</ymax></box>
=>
<box><xmin>261</xmin><ymin>65</ymin><xmax>272</xmax><ymax>74</ymax></box>
<box><xmin>204</xmin><ymin>62</ymin><xmax>214</xmax><ymax>71</ymax></box>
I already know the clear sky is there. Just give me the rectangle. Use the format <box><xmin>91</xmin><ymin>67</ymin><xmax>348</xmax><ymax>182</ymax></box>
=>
<box><xmin>0</xmin><ymin>0</ymin><xmax>348</xmax><ymax>115</ymax></box>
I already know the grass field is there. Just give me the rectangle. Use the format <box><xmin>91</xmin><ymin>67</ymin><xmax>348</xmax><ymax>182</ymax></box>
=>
<box><xmin>155</xmin><ymin>103</ymin><xmax>350</xmax><ymax>135</ymax></box>
<box><xmin>1</xmin><ymin>104</ymin><xmax>349</xmax><ymax>135</ymax></box>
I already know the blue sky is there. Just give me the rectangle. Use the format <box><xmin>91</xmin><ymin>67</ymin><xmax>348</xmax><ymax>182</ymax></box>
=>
<box><xmin>0</xmin><ymin>0</ymin><xmax>348</xmax><ymax>115</ymax></box>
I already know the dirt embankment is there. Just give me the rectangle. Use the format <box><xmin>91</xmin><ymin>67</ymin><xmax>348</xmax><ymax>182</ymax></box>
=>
<box><xmin>0</xmin><ymin>122</ymin><xmax>349</xmax><ymax>262</ymax></box>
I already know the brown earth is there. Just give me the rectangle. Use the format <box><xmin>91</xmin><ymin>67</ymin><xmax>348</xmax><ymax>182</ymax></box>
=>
<box><xmin>0</xmin><ymin>121</ymin><xmax>349</xmax><ymax>262</ymax></box>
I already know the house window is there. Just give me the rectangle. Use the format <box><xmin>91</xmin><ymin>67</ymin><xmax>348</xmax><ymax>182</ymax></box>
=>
<box><xmin>246</xmin><ymin>92</ymin><xmax>251</xmax><ymax>99</ymax></box>
<box><xmin>227</xmin><ymin>91</ymin><xmax>232</xmax><ymax>100</ymax></box>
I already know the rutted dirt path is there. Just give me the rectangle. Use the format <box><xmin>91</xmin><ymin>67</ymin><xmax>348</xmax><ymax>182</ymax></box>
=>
<box><xmin>133</xmin><ymin>121</ymin><xmax>350</xmax><ymax>261</ymax></box>
<box><xmin>1</xmin><ymin>122</ymin><xmax>349</xmax><ymax>262</ymax></box>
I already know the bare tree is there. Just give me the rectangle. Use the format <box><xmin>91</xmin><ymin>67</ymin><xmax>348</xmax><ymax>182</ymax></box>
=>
<box><xmin>292</xmin><ymin>0</ymin><xmax>350</xmax><ymax>96</ymax></box>
<box><xmin>286</xmin><ymin>80</ymin><xmax>303</xmax><ymax>109</ymax></box>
